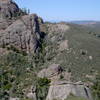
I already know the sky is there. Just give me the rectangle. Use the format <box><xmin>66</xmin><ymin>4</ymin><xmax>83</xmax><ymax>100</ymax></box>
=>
<box><xmin>14</xmin><ymin>0</ymin><xmax>100</xmax><ymax>22</ymax></box>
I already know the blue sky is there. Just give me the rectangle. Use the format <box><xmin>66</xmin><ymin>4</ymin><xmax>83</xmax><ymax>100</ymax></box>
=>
<box><xmin>14</xmin><ymin>0</ymin><xmax>100</xmax><ymax>21</ymax></box>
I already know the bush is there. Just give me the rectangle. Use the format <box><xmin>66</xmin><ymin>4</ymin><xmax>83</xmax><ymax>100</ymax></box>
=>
<box><xmin>35</xmin><ymin>78</ymin><xmax>51</xmax><ymax>100</ymax></box>
<box><xmin>3</xmin><ymin>83</ymin><xmax>12</xmax><ymax>90</ymax></box>
<box><xmin>92</xmin><ymin>74</ymin><xmax>100</xmax><ymax>100</ymax></box>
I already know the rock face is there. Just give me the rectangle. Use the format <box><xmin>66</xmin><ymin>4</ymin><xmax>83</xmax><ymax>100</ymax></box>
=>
<box><xmin>0</xmin><ymin>0</ymin><xmax>20</xmax><ymax>19</ymax></box>
<box><xmin>47</xmin><ymin>23</ymin><xmax>70</xmax><ymax>34</ymax></box>
<box><xmin>0</xmin><ymin>14</ymin><xmax>42</xmax><ymax>53</ymax></box>
<box><xmin>0</xmin><ymin>0</ymin><xmax>43</xmax><ymax>53</ymax></box>
<box><xmin>46</xmin><ymin>81</ymin><xmax>93</xmax><ymax>100</ymax></box>
<box><xmin>0</xmin><ymin>0</ymin><xmax>21</xmax><ymax>30</ymax></box>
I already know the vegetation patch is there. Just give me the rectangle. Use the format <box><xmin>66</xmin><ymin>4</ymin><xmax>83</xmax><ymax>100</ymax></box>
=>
<box><xmin>35</xmin><ymin>77</ymin><xmax>51</xmax><ymax>100</ymax></box>
<box><xmin>91</xmin><ymin>73</ymin><xmax>100</xmax><ymax>100</ymax></box>
<box><xmin>65</xmin><ymin>94</ymin><xmax>88</xmax><ymax>100</ymax></box>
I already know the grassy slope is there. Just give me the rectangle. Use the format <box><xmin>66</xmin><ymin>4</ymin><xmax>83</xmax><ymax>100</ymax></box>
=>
<box><xmin>43</xmin><ymin>23</ymin><xmax>100</xmax><ymax>81</ymax></box>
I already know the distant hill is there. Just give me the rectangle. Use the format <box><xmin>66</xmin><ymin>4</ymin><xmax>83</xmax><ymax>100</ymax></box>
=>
<box><xmin>71</xmin><ymin>21</ymin><xmax>100</xmax><ymax>35</ymax></box>
<box><xmin>70</xmin><ymin>20</ymin><xmax>100</xmax><ymax>25</ymax></box>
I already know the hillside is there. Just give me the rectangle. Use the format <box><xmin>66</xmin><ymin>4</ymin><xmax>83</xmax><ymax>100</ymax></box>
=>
<box><xmin>70</xmin><ymin>21</ymin><xmax>99</xmax><ymax>25</ymax></box>
<box><xmin>0</xmin><ymin>0</ymin><xmax>100</xmax><ymax>100</ymax></box>
<box><xmin>40</xmin><ymin>22</ymin><xmax>100</xmax><ymax>81</ymax></box>
<box><xmin>84</xmin><ymin>22</ymin><xmax>100</xmax><ymax>36</ymax></box>
<box><xmin>71</xmin><ymin>21</ymin><xmax>100</xmax><ymax>36</ymax></box>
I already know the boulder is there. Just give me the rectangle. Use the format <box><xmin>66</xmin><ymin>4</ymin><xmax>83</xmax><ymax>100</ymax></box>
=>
<box><xmin>26</xmin><ymin>92</ymin><xmax>36</xmax><ymax>100</ymax></box>
<box><xmin>38</xmin><ymin>64</ymin><xmax>93</xmax><ymax>100</ymax></box>
<box><xmin>9</xmin><ymin>97</ymin><xmax>20</xmax><ymax>100</ymax></box>
<box><xmin>38</xmin><ymin>64</ymin><xmax>63</xmax><ymax>78</ymax></box>
<box><xmin>46</xmin><ymin>81</ymin><xmax>93</xmax><ymax>100</ymax></box>
<box><xmin>26</xmin><ymin>86</ymin><xmax>37</xmax><ymax>100</ymax></box>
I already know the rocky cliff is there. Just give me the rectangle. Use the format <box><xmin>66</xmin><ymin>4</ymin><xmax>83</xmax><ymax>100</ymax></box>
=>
<box><xmin>0</xmin><ymin>0</ymin><xmax>20</xmax><ymax>19</ymax></box>
<box><xmin>0</xmin><ymin>0</ymin><xmax>43</xmax><ymax>53</ymax></box>
<box><xmin>0</xmin><ymin>14</ymin><xmax>42</xmax><ymax>53</ymax></box>
<box><xmin>0</xmin><ymin>0</ymin><xmax>21</xmax><ymax>30</ymax></box>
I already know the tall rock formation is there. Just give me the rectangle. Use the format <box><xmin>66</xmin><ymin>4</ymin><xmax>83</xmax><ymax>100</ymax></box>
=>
<box><xmin>0</xmin><ymin>0</ymin><xmax>20</xmax><ymax>19</ymax></box>
<box><xmin>0</xmin><ymin>0</ymin><xmax>21</xmax><ymax>30</ymax></box>
<box><xmin>0</xmin><ymin>0</ymin><xmax>43</xmax><ymax>53</ymax></box>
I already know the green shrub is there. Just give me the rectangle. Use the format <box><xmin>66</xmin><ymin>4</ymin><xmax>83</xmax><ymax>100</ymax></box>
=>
<box><xmin>91</xmin><ymin>74</ymin><xmax>100</xmax><ymax>100</ymax></box>
<box><xmin>60</xmin><ymin>74</ymin><xmax>64</xmax><ymax>80</ymax></box>
<box><xmin>3</xmin><ymin>83</ymin><xmax>12</xmax><ymax>90</ymax></box>
<box><xmin>36</xmin><ymin>78</ymin><xmax>51</xmax><ymax>100</ymax></box>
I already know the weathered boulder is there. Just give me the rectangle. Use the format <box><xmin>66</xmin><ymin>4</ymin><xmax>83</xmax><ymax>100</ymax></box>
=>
<box><xmin>38</xmin><ymin>64</ymin><xmax>72</xmax><ymax>82</ymax></box>
<box><xmin>27</xmin><ymin>92</ymin><xmax>36</xmax><ymax>100</ymax></box>
<box><xmin>46</xmin><ymin>81</ymin><xmax>93</xmax><ymax>100</ymax></box>
<box><xmin>9</xmin><ymin>97</ymin><xmax>20</xmax><ymax>100</ymax></box>
<box><xmin>38</xmin><ymin>64</ymin><xmax>63</xmax><ymax>78</ymax></box>
<box><xmin>0</xmin><ymin>14</ymin><xmax>42</xmax><ymax>53</ymax></box>
<box><xmin>38</xmin><ymin>65</ymin><xmax>93</xmax><ymax>100</ymax></box>
<box><xmin>26</xmin><ymin>86</ymin><xmax>37</xmax><ymax>100</ymax></box>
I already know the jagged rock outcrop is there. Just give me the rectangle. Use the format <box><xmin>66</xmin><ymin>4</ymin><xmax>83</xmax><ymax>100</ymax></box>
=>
<box><xmin>0</xmin><ymin>0</ymin><xmax>21</xmax><ymax>30</ymax></box>
<box><xmin>0</xmin><ymin>0</ymin><xmax>44</xmax><ymax>53</ymax></box>
<box><xmin>38</xmin><ymin>64</ymin><xmax>72</xmax><ymax>81</ymax></box>
<box><xmin>38</xmin><ymin>64</ymin><xmax>93</xmax><ymax>100</ymax></box>
<box><xmin>46</xmin><ymin>81</ymin><xmax>93</xmax><ymax>100</ymax></box>
<box><xmin>0</xmin><ymin>0</ymin><xmax>20</xmax><ymax>19</ymax></box>
<box><xmin>38</xmin><ymin>64</ymin><xmax>63</xmax><ymax>78</ymax></box>
<box><xmin>47</xmin><ymin>23</ymin><xmax>70</xmax><ymax>34</ymax></box>
<box><xmin>0</xmin><ymin>14</ymin><xmax>42</xmax><ymax>53</ymax></box>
